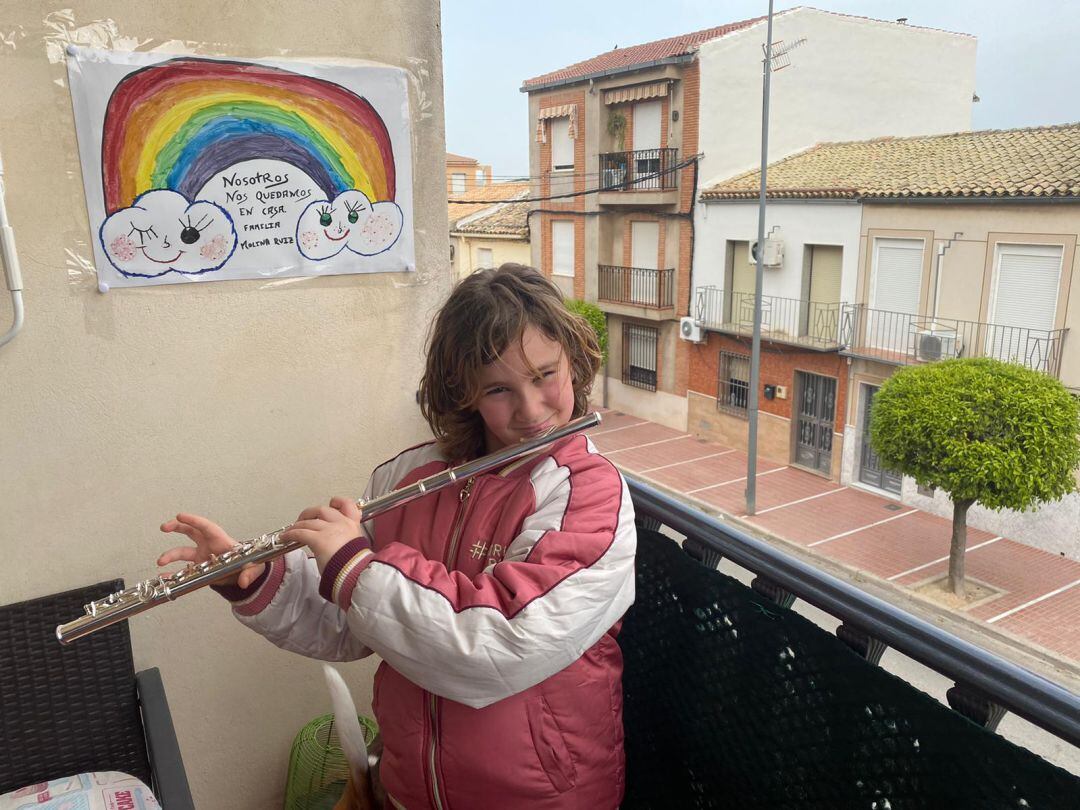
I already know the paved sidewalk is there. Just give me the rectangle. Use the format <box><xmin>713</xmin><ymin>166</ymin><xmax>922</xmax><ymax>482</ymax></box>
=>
<box><xmin>587</xmin><ymin>410</ymin><xmax>1080</xmax><ymax>666</ymax></box>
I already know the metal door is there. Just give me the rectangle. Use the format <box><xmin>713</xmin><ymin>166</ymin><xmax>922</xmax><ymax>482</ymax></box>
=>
<box><xmin>858</xmin><ymin>384</ymin><xmax>902</xmax><ymax>494</ymax></box>
<box><xmin>794</xmin><ymin>372</ymin><xmax>836</xmax><ymax>475</ymax></box>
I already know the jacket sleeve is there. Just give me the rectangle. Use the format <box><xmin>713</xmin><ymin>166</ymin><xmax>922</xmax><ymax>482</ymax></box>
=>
<box><xmin>328</xmin><ymin>441</ymin><xmax>637</xmax><ymax>708</ymax></box>
<box><xmin>211</xmin><ymin>464</ymin><xmax>391</xmax><ymax>661</ymax></box>
<box><xmin>215</xmin><ymin>547</ymin><xmax>374</xmax><ymax>661</ymax></box>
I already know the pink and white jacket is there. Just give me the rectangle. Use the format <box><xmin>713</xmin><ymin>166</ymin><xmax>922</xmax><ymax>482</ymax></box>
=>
<box><xmin>218</xmin><ymin>432</ymin><xmax>637</xmax><ymax>809</ymax></box>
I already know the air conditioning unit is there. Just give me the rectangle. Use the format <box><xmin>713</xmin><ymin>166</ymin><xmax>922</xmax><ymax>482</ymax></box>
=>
<box><xmin>679</xmin><ymin>316</ymin><xmax>705</xmax><ymax>343</ymax></box>
<box><xmin>915</xmin><ymin>329</ymin><xmax>961</xmax><ymax>361</ymax></box>
<box><xmin>748</xmin><ymin>237</ymin><xmax>784</xmax><ymax>268</ymax></box>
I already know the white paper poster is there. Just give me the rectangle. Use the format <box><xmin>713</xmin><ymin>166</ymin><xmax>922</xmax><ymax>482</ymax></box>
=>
<box><xmin>66</xmin><ymin>47</ymin><xmax>415</xmax><ymax>288</ymax></box>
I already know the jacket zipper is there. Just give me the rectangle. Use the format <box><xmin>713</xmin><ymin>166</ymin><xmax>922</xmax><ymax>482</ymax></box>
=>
<box><xmin>444</xmin><ymin>478</ymin><xmax>476</xmax><ymax>570</ymax></box>
<box><xmin>425</xmin><ymin>477</ymin><xmax>476</xmax><ymax>810</ymax></box>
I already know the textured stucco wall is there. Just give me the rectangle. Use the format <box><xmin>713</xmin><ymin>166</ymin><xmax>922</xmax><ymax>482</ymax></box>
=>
<box><xmin>697</xmin><ymin>8</ymin><xmax>976</xmax><ymax>188</ymax></box>
<box><xmin>0</xmin><ymin>4</ymin><xmax>447</xmax><ymax>808</ymax></box>
<box><xmin>693</xmin><ymin>200</ymin><xmax>863</xmax><ymax>304</ymax></box>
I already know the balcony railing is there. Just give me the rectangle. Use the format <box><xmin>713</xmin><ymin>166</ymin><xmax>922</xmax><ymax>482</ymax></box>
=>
<box><xmin>598</xmin><ymin>148</ymin><xmax>678</xmax><ymax>191</ymax></box>
<box><xmin>599</xmin><ymin>264</ymin><xmax>674</xmax><ymax>308</ymax></box>
<box><xmin>625</xmin><ymin>476</ymin><xmax>1080</xmax><ymax>751</ymax></box>
<box><xmin>840</xmin><ymin>304</ymin><xmax>1069</xmax><ymax>377</ymax></box>
<box><xmin>694</xmin><ymin>286</ymin><xmax>842</xmax><ymax>349</ymax></box>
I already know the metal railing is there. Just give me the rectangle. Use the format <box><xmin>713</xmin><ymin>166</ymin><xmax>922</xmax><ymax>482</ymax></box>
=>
<box><xmin>598</xmin><ymin>148</ymin><xmax>679</xmax><ymax>191</ymax></box>
<box><xmin>694</xmin><ymin>286</ymin><xmax>842</xmax><ymax>349</ymax></box>
<box><xmin>839</xmin><ymin>304</ymin><xmax>1069</xmax><ymax>377</ymax></box>
<box><xmin>626</xmin><ymin>476</ymin><xmax>1080</xmax><ymax>748</ymax></box>
<box><xmin>599</xmin><ymin>264</ymin><xmax>675</xmax><ymax>308</ymax></box>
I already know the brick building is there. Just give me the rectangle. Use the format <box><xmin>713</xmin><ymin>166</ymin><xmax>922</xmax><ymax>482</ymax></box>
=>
<box><xmin>520</xmin><ymin>7</ymin><xmax>976</xmax><ymax>451</ymax></box>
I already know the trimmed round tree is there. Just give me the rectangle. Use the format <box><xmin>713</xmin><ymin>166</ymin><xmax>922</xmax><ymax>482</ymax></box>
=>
<box><xmin>869</xmin><ymin>358</ymin><xmax>1080</xmax><ymax>597</ymax></box>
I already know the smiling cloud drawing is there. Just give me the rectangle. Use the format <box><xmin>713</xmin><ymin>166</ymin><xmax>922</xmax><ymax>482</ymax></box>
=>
<box><xmin>296</xmin><ymin>190</ymin><xmax>403</xmax><ymax>261</ymax></box>
<box><xmin>100</xmin><ymin>190</ymin><xmax>237</xmax><ymax>278</ymax></box>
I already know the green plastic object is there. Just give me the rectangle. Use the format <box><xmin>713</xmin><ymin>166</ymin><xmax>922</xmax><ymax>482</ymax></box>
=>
<box><xmin>283</xmin><ymin>712</ymin><xmax>379</xmax><ymax>810</ymax></box>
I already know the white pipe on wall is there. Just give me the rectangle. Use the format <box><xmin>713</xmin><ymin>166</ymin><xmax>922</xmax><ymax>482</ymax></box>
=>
<box><xmin>0</xmin><ymin>149</ymin><xmax>25</xmax><ymax>348</ymax></box>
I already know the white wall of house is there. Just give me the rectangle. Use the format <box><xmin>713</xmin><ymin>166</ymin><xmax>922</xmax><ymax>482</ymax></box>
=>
<box><xmin>693</xmin><ymin>200</ymin><xmax>862</xmax><ymax>303</ymax></box>
<box><xmin>696</xmin><ymin>8</ymin><xmax>977</xmax><ymax>188</ymax></box>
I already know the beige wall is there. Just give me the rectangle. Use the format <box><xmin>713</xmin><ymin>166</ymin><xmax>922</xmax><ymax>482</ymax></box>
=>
<box><xmin>0</xmin><ymin>4</ymin><xmax>446</xmax><ymax>808</ymax></box>
<box><xmin>450</xmin><ymin>233</ymin><xmax>531</xmax><ymax>280</ymax></box>
<box><xmin>446</xmin><ymin>160</ymin><xmax>492</xmax><ymax>194</ymax></box>
<box><xmin>857</xmin><ymin>204</ymin><xmax>1080</xmax><ymax>388</ymax></box>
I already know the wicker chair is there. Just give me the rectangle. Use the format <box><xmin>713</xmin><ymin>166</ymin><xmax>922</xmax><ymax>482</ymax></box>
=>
<box><xmin>0</xmin><ymin>580</ymin><xmax>193</xmax><ymax>808</ymax></box>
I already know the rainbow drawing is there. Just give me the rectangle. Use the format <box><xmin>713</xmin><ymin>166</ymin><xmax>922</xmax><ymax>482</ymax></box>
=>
<box><xmin>100</xmin><ymin>57</ymin><xmax>396</xmax><ymax>213</ymax></box>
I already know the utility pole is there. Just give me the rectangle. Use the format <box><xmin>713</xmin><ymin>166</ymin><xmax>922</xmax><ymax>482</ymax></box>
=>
<box><xmin>745</xmin><ymin>1</ymin><xmax>805</xmax><ymax>516</ymax></box>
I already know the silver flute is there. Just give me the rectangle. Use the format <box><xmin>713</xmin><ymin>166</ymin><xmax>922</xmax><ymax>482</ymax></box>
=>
<box><xmin>57</xmin><ymin>412</ymin><xmax>601</xmax><ymax>644</ymax></box>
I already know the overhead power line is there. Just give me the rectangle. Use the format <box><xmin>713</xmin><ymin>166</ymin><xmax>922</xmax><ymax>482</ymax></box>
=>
<box><xmin>448</xmin><ymin>155</ymin><xmax>701</xmax><ymax>205</ymax></box>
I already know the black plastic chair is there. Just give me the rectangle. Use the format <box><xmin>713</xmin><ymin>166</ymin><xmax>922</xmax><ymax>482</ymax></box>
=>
<box><xmin>0</xmin><ymin>580</ymin><xmax>193</xmax><ymax>808</ymax></box>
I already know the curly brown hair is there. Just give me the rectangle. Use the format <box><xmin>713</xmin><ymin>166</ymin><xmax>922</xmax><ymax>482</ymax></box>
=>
<box><xmin>418</xmin><ymin>264</ymin><xmax>602</xmax><ymax>462</ymax></box>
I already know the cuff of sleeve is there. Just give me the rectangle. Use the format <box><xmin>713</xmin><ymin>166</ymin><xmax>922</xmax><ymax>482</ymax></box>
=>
<box><xmin>211</xmin><ymin>562</ymin><xmax>271</xmax><ymax>602</ymax></box>
<box><xmin>211</xmin><ymin>556</ymin><xmax>288</xmax><ymax>617</ymax></box>
<box><xmin>319</xmin><ymin>537</ymin><xmax>374</xmax><ymax>609</ymax></box>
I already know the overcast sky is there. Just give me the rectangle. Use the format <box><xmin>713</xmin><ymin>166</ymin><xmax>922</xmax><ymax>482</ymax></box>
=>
<box><xmin>441</xmin><ymin>0</ymin><xmax>1079</xmax><ymax>178</ymax></box>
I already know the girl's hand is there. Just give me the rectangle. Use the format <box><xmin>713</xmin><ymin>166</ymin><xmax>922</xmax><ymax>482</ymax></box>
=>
<box><xmin>280</xmin><ymin>496</ymin><xmax>363</xmax><ymax>572</ymax></box>
<box><xmin>158</xmin><ymin>512</ymin><xmax>266</xmax><ymax>589</ymax></box>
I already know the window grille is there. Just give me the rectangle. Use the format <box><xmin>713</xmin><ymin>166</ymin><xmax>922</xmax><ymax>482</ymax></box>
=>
<box><xmin>623</xmin><ymin>324</ymin><xmax>658</xmax><ymax>391</ymax></box>
<box><xmin>717</xmin><ymin>351</ymin><xmax>750</xmax><ymax>417</ymax></box>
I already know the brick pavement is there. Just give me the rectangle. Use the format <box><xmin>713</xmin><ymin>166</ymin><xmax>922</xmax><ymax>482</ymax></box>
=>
<box><xmin>587</xmin><ymin>409</ymin><xmax>1080</xmax><ymax>664</ymax></box>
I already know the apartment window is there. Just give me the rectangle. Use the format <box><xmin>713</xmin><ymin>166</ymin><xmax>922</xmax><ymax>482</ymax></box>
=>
<box><xmin>987</xmin><ymin>243</ymin><xmax>1063</xmax><ymax>364</ymax></box>
<box><xmin>870</xmin><ymin>237</ymin><xmax>923</xmax><ymax>314</ymax></box>
<box><xmin>552</xmin><ymin>221</ymin><xmax>574</xmax><ymax>277</ymax></box>
<box><xmin>622</xmin><ymin>323</ymin><xmax>658</xmax><ymax>391</ymax></box>
<box><xmin>476</xmin><ymin>247</ymin><xmax>494</xmax><ymax>268</ymax></box>
<box><xmin>475</xmin><ymin>169</ymin><xmax>486</xmax><ymax>186</ymax></box>
<box><xmin>717</xmin><ymin>351</ymin><xmax>750</xmax><ymax>417</ymax></box>
<box><xmin>632</xmin><ymin>100</ymin><xmax>662</xmax><ymax>178</ymax></box>
<box><xmin>990</xmin><ymin>243</ymin><xmax>1062</xmax><ymax>331</ymax></box>
<box><xmin>868</xmin><ymin>237</ymin><xmax>924</xmax><ymax>352</ymax></box>
<box><xmin>551</xmin><ymin>117</ymin><xmax>574</xmax><ymax>170</ymax></box>
<box><xmin>451</xmin><ymin>172</ymin><xmax>466</xmax><ymax>194</ymax></box>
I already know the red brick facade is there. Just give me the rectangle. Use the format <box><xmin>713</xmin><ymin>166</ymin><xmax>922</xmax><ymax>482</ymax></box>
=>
<box><xmin>674</xmin><ymin>61</ymin><xmax>700</xmax><ymax>396</ymax></box>
<box><xmin>688</xmin><ymin>333</ymin><xmax>849</xmax><ymax>435</ymax></box>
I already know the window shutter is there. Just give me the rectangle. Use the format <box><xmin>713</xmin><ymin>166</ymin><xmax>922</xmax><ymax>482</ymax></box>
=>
<box><xmin>871</xmin><ymin>238</ymin><xmax>923</xmax><ymax>313</ymax></box>
<box><xmin>552</xmin><ymin>118</ymin><xmax>574</xmax><ymax>169</ymax></box>
<box><xmin>552</xmin><ymin>221</ymin><xmax>574</xmax><ymax>277</ymax></box>
<box><xmin>633</xmin><ymin>101</ymin><xmax>662</xmax><ymax>151</ymax></box>
<box><xmin>991</xmin><ymin>245</ymin><xmax>1062</xmax><ymax>331</ymax></box>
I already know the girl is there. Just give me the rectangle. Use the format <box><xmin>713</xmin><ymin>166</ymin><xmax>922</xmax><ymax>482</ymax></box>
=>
<box><xmin>159</xmin><ymin>264</ymin><xmax>637</xmax><ymax>809</ymax></box>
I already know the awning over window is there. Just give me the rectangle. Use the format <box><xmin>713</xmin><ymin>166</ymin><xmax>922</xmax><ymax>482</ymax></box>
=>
<box><xmin>603</xmin><ymin>81</ymin><xmax>670</xmax><ymax>105</ymax></box>
<box><xmin>536</xmin><ymin>103</ymin><xmax>578</xmax><ymax>143</ymax></box>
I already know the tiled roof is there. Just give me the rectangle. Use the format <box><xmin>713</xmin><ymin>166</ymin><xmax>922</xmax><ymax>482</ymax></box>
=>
<box><xmin>448</xmin><ymin>182</ymin><xmax>529</xmax><ymax>228</ymax></box>
<box><xmin>522</xmin><ymin>9</ymin><xmax>973</xmax><ymax>91</ymax></box>
<box><xmin>700</xmin><ymin>124</ymin><xmax>1080</xmax><ymax>201</ymax></box>
<box><xmin>446</xmin><ymin>152</ymin><xmax>479</xmax><ymax>164</ymax></box>
<box><xmin>453</xmin><ymin>201</ymin><xmax>531</xmax><ymax>237</ymax></box>
<box><xmin>521</xmin><ymin>15</ymin><xmax>766</xmax><ymax>89</ymax></box>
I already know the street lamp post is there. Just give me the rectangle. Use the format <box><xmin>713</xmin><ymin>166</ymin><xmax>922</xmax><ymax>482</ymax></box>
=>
<box><xmin>745</xmin><ymin>1</ymin><xmax>805</xmax><ymax>516</ymax></box>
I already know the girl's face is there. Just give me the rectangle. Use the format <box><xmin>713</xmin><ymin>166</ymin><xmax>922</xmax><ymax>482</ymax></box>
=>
<box><xmin>474</xmin><ymin>324</ymin><xmax>575</xmax><ymax>454</ymax></box>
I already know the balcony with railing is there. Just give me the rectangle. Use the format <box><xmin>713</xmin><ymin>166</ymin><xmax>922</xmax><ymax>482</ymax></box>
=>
<box><xmin>597</xmin><ymin>148</ymin><xmax>679</xmax><ymax>204</ymax></box>
<box><xmin>839</xmin><ymin>304</ymin><xmax>1069</xmax><ymax>377</ymax></box>
<box><xmin>694</xmin><ymin>285</ymin><xmax>843</xmax><ymax>350</ymax></box>
<box><xmin>598</xmin><ymin>264</ymin><xmax>675</xmax><ymax>310</ymax></box>
<box><xmin>620</xmin><ymin>478</ymin><xmax>1079</xmax><ymax>804</ymax></box>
